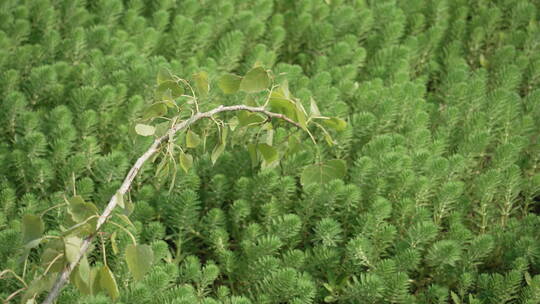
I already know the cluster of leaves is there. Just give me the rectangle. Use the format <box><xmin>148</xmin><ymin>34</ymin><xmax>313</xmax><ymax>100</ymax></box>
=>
<box><xmin>0</xmin><ymin>0</ymin><xmax>540</xmax><ymax>303</ymax></box>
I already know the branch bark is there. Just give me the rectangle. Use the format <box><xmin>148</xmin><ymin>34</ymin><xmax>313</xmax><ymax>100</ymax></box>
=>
<box><xmin>42</xmin><ymin>105</ymin><xmax>300</xmax><ymax>304</ymax></box>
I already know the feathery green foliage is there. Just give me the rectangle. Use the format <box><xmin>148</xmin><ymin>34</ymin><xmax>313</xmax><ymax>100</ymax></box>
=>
<box><xmin>1</xmin><ymin>0</ymin><xmax>540</xmax><ymax>303</ymax></box>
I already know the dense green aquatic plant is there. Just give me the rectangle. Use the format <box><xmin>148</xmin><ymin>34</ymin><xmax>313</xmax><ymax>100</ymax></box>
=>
<box><xmin>0</xmin><ymin>0</ymin><xmax>539</xmax><ymax>303</ymax></box>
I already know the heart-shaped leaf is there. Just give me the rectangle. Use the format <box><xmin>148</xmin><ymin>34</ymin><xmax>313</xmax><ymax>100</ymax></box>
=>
<box><xmin>125</xmin><ymin>244</ymin><xmax>154</xmax><ymax>281</ymax></box>
<box><xmin>218</xmin><ymin>74</ymin><xmax>242</xmax><ymax>94</ymax></box>
<box><xmin>240</xmin><ymin>67</ymin><xmax>270</xmax><ymax>93</ymax></box>
<box><xmin>300</xmin><ymin>160</ymin><xmax>347</xmax><ymax>186</ymax></box>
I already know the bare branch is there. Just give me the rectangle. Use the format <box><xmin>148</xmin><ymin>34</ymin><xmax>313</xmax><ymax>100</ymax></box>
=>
<box><xmin>42</xmin><ymin>105</ymin><xmax>300</xmax><ymax>304</ymax></box>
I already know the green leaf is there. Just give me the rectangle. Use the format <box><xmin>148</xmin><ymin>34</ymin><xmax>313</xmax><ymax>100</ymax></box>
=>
<box><xmin>179</xmin><ymin>152</ymin><xmax>193</xmax><ymax>173</ymax></box>
<box><xmin>122</xmin><ymin>198</ymin><xmax>134</xmax><ymax>216</ymax></box>
<box><xmin>111</xmin><ymin>232</ymin><xmax>119</xmax><ymax>254</ymax></box>
<box><xmin>125</xmin><ymin>244</ymin><xmax>154</xmax><ymax>281</ymax></box>
<box><xmin>268</xmin><ymin>94</ymin><xmax>298</xmax><ymax>120</ymax></box>
<box><xmin>22</xmin><ymin>214</ymin><xmax>44</xmax><ymax>248</ymax></box>
<box><xmin>317</xmin><ymin>117</ymin><xmax>347</xmax><ymax>132</ymax></box>
<box><xmin>99</xmin><ymin>265</ymin><xmax>120</xmax><ymax>301</ymax></box>
<box><xmin>68</xmin><ymin>196</ymin><xmax>99</xmax><ymax>224</ymax></box>
<box><xmin>157</xmin><ymin>67</ymin><xmax>173</xmax><ymax>84</ymax></box>
<box><xmin>238</xmin><ymin>111</ymin><xmax>265</xmax><ymax>127</ymax></box>
<box><xmin>257</xmin><ymin>144</ymin><xmax>279</xmax><ymax>169</ymax></box>
<box><xmin>64</xmin><ymin>236</ymin><xmax>83</xmax><ymax>263</ymax></box>
<box><xmin>156</xmin><ymin>80</ymin><xmax>184</xmax><ymax>100</ymax></box>
<box><xmin>218</xmin><ymin>74</ymin><xmax>242</xmax><ymax>94</ymax></box>
<box><xmin>193</xmin><ymin>71</ymin><xmax>209</xmax><ymax>97</ymax></box>
<box><xmin>287</xmin><ymin>135</ymin><xmax>301</xmax><ymax>155</ymax></box>
<box><xmin>142</xmin><ymin>103</ymin><xmax>168</xmax><ymax>120</ymax></box>
<box><xmin>115</xmin><ymin>192</ymin><xmax>124</xmax><ymax>209</ymax></box>
<box><xmin>41</xmin><ymin>248</ymin><xmax>65</xmax><ymax>273</ymax></box>
<box><xmin>451</xmin><ymin>291</ymin><xmax>461</xmax><ymax>304</ymax></box>
<box><xmin>247</xmin><ymin>143</ymin><xmax>258</xmax><ymax>167</ymax></box>
<box><xmin>300</xmin><ymin>159</ymin><xmax>347</xmax><ymax>186</ymax></box>
<box><xmin>116</xmin><ymin>214</ymin><xmax>135</xmax><ymax>229</ymax></box>
<box><xmin>211</xmin><ymin>143</ymin><xmax>225</xmax><ymax>165</ymax></box>
<box><xmin>135</xmin><ymin>124</ymin><xmax>156</xmax><ymax>136</ymax></box>
<box><xmin>240</xmin><ymin>67</ymin><xmax>271</xmax><ymax>93</ymax></box>
<box><xmin>21</xmin><ymin>274</ymin><xmax>55</xmax><ymax>303</ymax></box>
<box><xmin>186</xmin><ymin>130</ymin><xmax>201</xmax><ymax>148</ymax></box>
<box><xmin>310</xmin><ymin>98</ymin><xmax>321</xmax><ymax>117</ymax></box>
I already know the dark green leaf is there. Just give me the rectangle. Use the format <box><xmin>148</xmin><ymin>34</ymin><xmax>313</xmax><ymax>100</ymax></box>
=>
<box><xmin>240</xmin><ymin>67</ymin><xmax>271</xmax><ymax>93</ymax></box>
<box><xmin>218</xmin><ymin>74</ymin><xmax>242</xmax><ymax>94</ymax></box>
<box><xmin>301</xmin><ymin>160</ymin><xmax>347</xmax><ymax>186</ymax></box>
<box><xmin>125</xmin><ymin>244</ymin><xmax>154</xmax><ymax>281</ymax></box>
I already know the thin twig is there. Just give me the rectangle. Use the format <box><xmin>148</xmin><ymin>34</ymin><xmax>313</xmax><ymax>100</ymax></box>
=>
<box><xmin>42</xmin><ymin>105</ymin><xmax>301</xmax><ymax>304</ymax></box>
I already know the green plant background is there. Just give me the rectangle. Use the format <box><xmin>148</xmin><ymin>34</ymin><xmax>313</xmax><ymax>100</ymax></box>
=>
<box><xmin>1</xmin><ymin>0</ymin><xmax>540</xmax><ymax>303</ymax></box>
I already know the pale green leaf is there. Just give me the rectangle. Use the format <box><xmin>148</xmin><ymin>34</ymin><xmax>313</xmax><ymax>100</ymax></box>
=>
<box><xmin>218</xmin><ymin>74</ymin><xmax>242</xmax><ymax>94</ymax></box>
<box><xmin>135</xmin><ymin>124</ymin><xmax>155</xmax><ymax>136</ymax></box>
<box><xmin>99</xmin><ymin>265</ymin><xmax>120</xmax><ymax>300</ymax></box>
<box><xmin>111</xmin><ymin>232</ymin><xmax>118</xmax><ymax>254</ymax></box>
<box><xmin>22</xmin><ymin>214</ymin><xmax>44</xmax><ymax>247</ymax></box>
<box><xmin>115</xmin><ymin>192</ymin><xmax>124</xmax><ymax>209</ymax></box>
<box><xmin>310</xmin><ymin>98</ymin><xmax>321</xmax><ymax>117</ymax></box>
<box><xmin>240</xmin><ymin>67</ymin><xmax>271</xmax><ymax>93</ymax></box>
<box><xmin>125</xmin><ymin>244</ymin><xmax>154</xmax><ymax>281</ymax></box>
<box><xmin>116</xmin><ymin>214</ymin><xmax>135</xmax><ymax>229</ymax></box>
<box><xmin>179</xmin><ymin>152</ymin><xmax>193</xmax><ymax>173</ymax></box>
<box><xmin>300</xmin><ymin>160</ymin><xmax>347</xmax><ymax>186</ymax></box>
<box><xmin>211</xmin><ymin>143</ymin><xmax>225</xmax><ymax>165</ymax></box>
<box><xmin>193</xmin><ymin>71</ymin><xmax>209</xmax><ymax>97</ymax></box>
<box><xmin>186</xmin><ymin>130</ymin><xmax>201</xmax><ymax>148</ymax></box>
<box><xmin>318</xmin><ymin>117</ymin><xmax>347</xmax><ymax>131</ymax></box>
<box><xmin>450</xmin><ymin>291</ymin><xmax>461</xmax><ymax>304</ymax></box>
<box><xmin>64</xmin><ymin>236</ymin><xmax>82</xmax><ymax>263</ymax></box>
